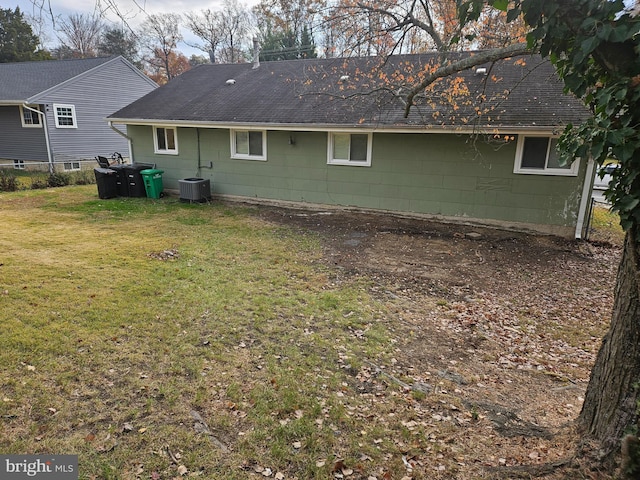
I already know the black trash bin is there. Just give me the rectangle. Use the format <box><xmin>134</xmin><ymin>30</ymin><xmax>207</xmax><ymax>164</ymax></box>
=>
<box><xmin>124</xmin><ymin>163</ymin><xmax>155</xmax><ymax>197</ymax></box>
<box><xmin>108</xmin><ymin>164</ymin><xmax>129</xmax><ymax>197</ymax></box>
<box><xmin>94</xmin><ymin>168</ymin><xmax>118</xmax><ymax>199</ymax></box>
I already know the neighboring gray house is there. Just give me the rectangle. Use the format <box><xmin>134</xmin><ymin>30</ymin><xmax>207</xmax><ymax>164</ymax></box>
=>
<box><xmin>109</xmin><ymin>53</ymin><xmax>594</xmax><ymax>238</ymax></box>
<box><xmin>0</xmin><ymin>56</ymin><xmax>157</xmax><ymax>171</ymax></box>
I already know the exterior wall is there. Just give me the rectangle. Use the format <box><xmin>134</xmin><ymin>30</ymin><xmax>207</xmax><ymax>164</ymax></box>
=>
<box><xmin>0</xmin><ymin>105</ymin><xmax>48</xmax><ymax>161</ymax></box>
<box><xmin>37</xmin><ymin>58</ymin><xmax>155</xmax><ymax>163</ymax></box>
<box><xmin>128</xmin><ymin>125</ymin><xmax>586</xmax><ymax>235</ymax></box>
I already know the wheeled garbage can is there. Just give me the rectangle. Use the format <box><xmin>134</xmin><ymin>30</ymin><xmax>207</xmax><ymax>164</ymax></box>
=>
<box><xmin>124</xmin><ymin>163</ymin><xmax>155</xmax><ymax>197</ymax></box>
<box><xmin>140</xmin><ymin>169</ymin><xmax>164</xmax><ymax>199</ymax></box>
<box><xmin>94</xmin><ymin>168</ymin><xmax>118</xmax><ymax>199</ymax></box>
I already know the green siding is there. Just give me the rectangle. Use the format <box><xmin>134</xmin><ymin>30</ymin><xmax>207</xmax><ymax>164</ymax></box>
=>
<box><xmin>128</xmin><ymin>126</ymin><xmax>586</xmax><ymax>232</ymax></box>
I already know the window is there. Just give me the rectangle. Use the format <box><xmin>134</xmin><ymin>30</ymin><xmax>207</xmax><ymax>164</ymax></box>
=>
<box><xmin>63</xmin><ymin>162</ymin><xmax>81</xmax><ymax>171</ymax></box>
<box><xmin>153</xmin><ymin>126</ymin><xmax>178</xmax><ymax>154</ymax></box>
<box><xmin>20</xmin><ymin>105</ymin><xmax>41</xmax><ymax>128</ymax></box>
<box><xmin>13</xmin><ymin>160</ymin><xmax>25</xmax><ymax>170</ymax></box>
<box><xmin>231</xmin><ymin>129</ymin><xmax>266</xmax><ymax>160</ymax></box>
<box><xmin>513</xmin><ymin>135</ymin><xmax>579</xmax><ymax>175</ymax></box>
<box><xmin>53</xmin><ymin>104</ymin><xmax>77</xmax><ymax>128</ymax></box>
<box><xmin>328</xmin><ymin>132</ymin><xmax>372</xmax><ymax>166</ymax></box>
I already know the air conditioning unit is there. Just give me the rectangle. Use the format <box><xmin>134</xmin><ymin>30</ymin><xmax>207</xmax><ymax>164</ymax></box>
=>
<box><xmin>179</xmin><ymin>178</ymin><xmax>211</xmax><ymax>203</ymax></box>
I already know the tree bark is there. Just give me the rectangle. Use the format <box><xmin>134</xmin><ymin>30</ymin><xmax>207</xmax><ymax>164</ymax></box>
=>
<box><xmin>579</xmin><ymin>229</ymin><xmax>640</xmax><ymax>458</ymax></box>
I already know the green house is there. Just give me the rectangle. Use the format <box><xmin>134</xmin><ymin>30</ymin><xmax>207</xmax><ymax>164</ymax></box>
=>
<box><xmin>108</xmin><ymin>53</ymin><xmax>593</xmax><ymax>238</ymax></box>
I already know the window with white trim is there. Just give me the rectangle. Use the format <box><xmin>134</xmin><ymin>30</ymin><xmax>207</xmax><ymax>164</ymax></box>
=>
<box><xmin>13</xmin><ymin>160</ymin><xmax>25</xmax><ymax>170</ymax></box>
<box><xmin>513</xmin><ymin>135</ymin><xmax>579</xmax><ymax>176</ymax></box>
<box><xmin>231</xmin><ymin>129</ymin><xmax>266</xmax><ymax>160</ymax></box>
<box><xmin>20</xmin><ymin>105</ymin><xmax>42</xmax><ymax>128</ymax></box>
<box><xmin>153</xmin><ymin>126</ymin><xmax>178</xmax><ymax>154</ymax></box>
<box><xmin>53</xmin><ymin>104</ymin><xmax>77</xmax><ymax>128</ymax></box>
<box><xmin>63</xmin><ymin>162</ymin><xmax>81</xmax><ymax>171</ymax></box>
<box><xmin>327</xmin><ymin>132</ymin><xmax>372</xmax><ymax>166</ymax></box>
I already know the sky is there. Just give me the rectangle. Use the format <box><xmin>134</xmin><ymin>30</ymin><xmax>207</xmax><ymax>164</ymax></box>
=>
<box><xmin>9</xmin><ymin>0</ymin><xmax>261</xmax><ymax>55</ymax></box>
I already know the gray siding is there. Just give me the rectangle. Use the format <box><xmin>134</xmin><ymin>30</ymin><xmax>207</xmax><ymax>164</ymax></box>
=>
<box><xmin>36</xmin><ymin>57</ymin><xmax>155</xmax><ymax>163</ymax></box>
<box><xmin>0</xmin><ymin>105</ymin><xmax>48</xmax><ymax>161</ymax></box>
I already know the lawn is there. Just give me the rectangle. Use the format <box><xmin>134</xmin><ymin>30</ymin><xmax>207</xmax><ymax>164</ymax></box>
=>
<box><xmin>0</xmin><ymin>186</ymin><xmax>620</xmax><ymax>480</ymax></box>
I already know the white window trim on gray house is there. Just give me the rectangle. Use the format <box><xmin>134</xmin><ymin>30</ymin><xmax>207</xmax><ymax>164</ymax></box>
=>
<box><xmin>230</xmin><ymin>129</ymin><xmax>267</xmax><ymax>161</ymax></box>
<box><xmin>513</xmin><ymin>135</ymin><xmax>579</xmax><ymax>176</ymax></box>
<box><xmin>327</xmin><ymin>132</ymin><xmax>372</xmax><ymax>167</ymax></box>
<box><xmin>53</xmin><ymin>103</ymin><xmax>77</xmax><ymax>129</ymax></box>
<box><xmin>153</xmin><ymin>126</ymin><xmax>178</xmax><ymax>155</ymax></box>
<box><xmin>19</xmin><ymin>105</ymin><xmax>42</xmax><ymax>128</ymax></box>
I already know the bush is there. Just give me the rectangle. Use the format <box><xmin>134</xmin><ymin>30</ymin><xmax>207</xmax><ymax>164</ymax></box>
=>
<box><xmin>47</xmin><ymin>172</ymin><xmax>71</xmax><ymax>188</ymax></box>
<box><xmin>70</xmin><ymin>170</ymin><xmax>96</xmax><ymax>185</ymax></box>
<box><xmin>0</xmin><ymin>169</ymin><xmax>19</xmax><ymax>192</ymax></box>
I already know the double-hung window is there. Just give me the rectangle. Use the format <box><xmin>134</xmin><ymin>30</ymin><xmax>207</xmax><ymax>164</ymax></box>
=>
<box><xmin>153</xmin><ymin>126</ymin><xmax>178</xmax><ymax>154</ymax></box>
<box><xmin>513</xmin><ymin>135</ymin><xmax>578</xmax><ymax>176</ymax></box>
<box><xmin>53</xmin><ymin>104</ymin><xmax>77</xmax><ymax>128</ymax></box>
<box><xmin>328</xmin><ymin>132</ymin><xmax>372</xmax><ymax>166</ymax></box>
<box><xmin>20</xmin><ymin>105</ymin><xmax>42</xmax><ymax>128</ymax></box>
<box><xmin>231</xmin><ymin>129</ymin><xmax>266</xmax><ymax>160</ymax></box>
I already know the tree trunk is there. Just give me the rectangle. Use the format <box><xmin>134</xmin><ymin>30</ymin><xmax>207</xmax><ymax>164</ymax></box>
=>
<box><xmin>579</xmin><ymin>229</ymin><xmax>640</xmax><ymax>458</ymax></box>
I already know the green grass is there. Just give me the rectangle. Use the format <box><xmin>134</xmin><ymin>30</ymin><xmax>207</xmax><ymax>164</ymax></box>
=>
<box><xmin>590</xmin><ymin>204</ymin><xmax>625</xmax><ymax>244</ymax></box>
<box><xmin>0</xmin><ymin>186</ymin><xmax>406</xmax><ymax>479</ymax></box>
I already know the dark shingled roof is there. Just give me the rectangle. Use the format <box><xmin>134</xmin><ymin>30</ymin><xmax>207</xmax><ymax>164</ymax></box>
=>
<box><xmin>110</xmin><ymin>53</ymin><xmax>589</xmax><ymax>131</ymax></box>
<box><xmin>0</xmin><ymin>57</ymin><xmax>114</xmax><ymax>102</ymax></box>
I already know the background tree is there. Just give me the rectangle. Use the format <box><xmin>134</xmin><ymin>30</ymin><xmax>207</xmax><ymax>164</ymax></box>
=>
<box><xmin>56</xmin><ymin>13</ymin><xmax>103</xmax><ymax>58</ymax></box>
<box><xmin>0</xmin><ymin>7</ymin><xmax>49</xmax><ymax>62</ymax></box>
<box><xmin>216</xmin><ymin>0</ymin><xmax>250</xmax><ymax>63</ymax></box>
<box><xmin>145</xmin><ymin>48</ymin><xmax>190</xmax><ymax>84</ymax></box>
<box><xmin>98</xmin><ymin>26</ymin><xmax>140</xmax><ymax>66</ymax></box>
<box><xmin>139</xmin><ymin>13</ymin><xmax>183</xmax><ymax>81</ymax></box>
<box><xmin>184</xmin><ymin>8</ymin><xmax>222</xmax><ymax>63</ymax></box>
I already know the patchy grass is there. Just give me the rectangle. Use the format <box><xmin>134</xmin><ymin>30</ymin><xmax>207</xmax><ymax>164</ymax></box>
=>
<box><xmin>0</xmin><ymin>186</ymin><xmax>619</xmax><ymax>480</ymax></box>
<box><xmin>590</xmin><ymin>204</ymin><xmax>625</xmax><ymax>245</ymax></box>
<box><xmin>0</xmin><ymin>186</ymin><xmax>399</xmax><ymax>479</ymax></box>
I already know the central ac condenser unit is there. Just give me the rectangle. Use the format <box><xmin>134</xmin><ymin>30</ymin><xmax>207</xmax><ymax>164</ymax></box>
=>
<box><xmin>179</xmin><ymin>178</ymin><xmax>211</xmax><ymax>202</ymax></box>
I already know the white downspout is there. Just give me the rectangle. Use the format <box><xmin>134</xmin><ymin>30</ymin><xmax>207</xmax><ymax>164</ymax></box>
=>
<box><xmin>575</xmin><ymin>157</ymin><xmax>596</xmax><ymax>239</ymax></box>
<box><xmin>108</xmin><ymin>121</ymin><xmax>134</xmax><ymax>162</ymax></box>
<box><xmin>24</xmin><ymin>104</ymin><xmax>53</xmax><ymax>174</ymax></box>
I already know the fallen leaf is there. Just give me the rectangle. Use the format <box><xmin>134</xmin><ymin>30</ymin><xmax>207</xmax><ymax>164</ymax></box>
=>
<box><xmin>177</xmin><ymin>465</ymin><xmax>188</xmax><ymax>476</ymax></box>
<box><xmin>85</xmin><ymin>433</ymin><xmax>96</xmax><ymax>442</ymax></box>
<box><xmin>275</xmin><ymin>473</ymin><xmax>284</xmax><ymax>480</ymax></box>
<box><xmin>292</xmin><ymin>441</ymin><xmax>302</xmax><ymax>449</ymax></box>
<box><xmin>262</xmin><ymin>467</ymin><xmax>273</xmax><ymax>477</ymax></box>
<box><xmin>26</xmin><ymin>365</ymin><xmax>36</xmax><ymax>372</ymax></box>
<box><xmin>316</xmin><ymin>460</ymin><xmax>326</xmax><ymax>468</ymax></box>
<box><xmin>138</xmin><ymin>427</ymin><xmax>147</xmax><ymax>434</ymax></box>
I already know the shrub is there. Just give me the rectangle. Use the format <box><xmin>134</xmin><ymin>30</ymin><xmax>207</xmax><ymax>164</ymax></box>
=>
<box><xmin>70</xmin><ymin>170</ymin><xmax>96</xmax><ymax>185</ymax></box>
<box><xmin>0</xmin><ymin>169</ymin><xmax>19</xmax><ymax>192</ymax></box>
<box><xmin>46</xmin><ymin>172</ymin><xmax>71</xmax><ymax>188</ymax></box>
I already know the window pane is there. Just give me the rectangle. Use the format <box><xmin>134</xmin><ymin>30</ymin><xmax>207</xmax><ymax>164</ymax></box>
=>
<box><xmin>333</xmin><ymin>134</ymin><xmax>350</xmax><ymax>160</ymax></box>
<box><xmin>350</xmin><ymin>134</ymin><xmax>368</xmax><ymax>162</ymax></box>
<box><xmin>157</xmin><ymin>128</ymin><xmax>167</xmax><ymax>150</ymax></box>
<box><xmin>545</xmin><ymin>139</ymin><xmax>570</xmax><ymax>169</ymax></box>
<box><xmin>248</xmin><ymin>131</ymin><xmax>263</xmax><ymax>156</ymax></box>
<box><xmin>166</xmin><ymin>128</ymin><xmax>176</xmax><ymax>150</ymax></box>
<box><xmin>56</xmin><ymin>106</ymin><xmax>74</xmax><ymax>126</ymax></box>
<box><xmin>521</xmin><ymin>137</ymin><xmax>548</xmax><ymax>169</ymax></box>
<box><xmin>236</xmin><ymin>131</ymin><xmax>249</xmax><ymax>155</ymax></box>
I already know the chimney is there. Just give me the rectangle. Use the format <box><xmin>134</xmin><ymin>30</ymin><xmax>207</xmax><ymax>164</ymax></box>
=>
<box><xmin>252</xmin><ymin>37</ymin><xmax>260</xmax><ymax>69</ymax></box>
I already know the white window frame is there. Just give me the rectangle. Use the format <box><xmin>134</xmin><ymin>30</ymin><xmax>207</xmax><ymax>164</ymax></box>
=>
<box><xmin>327</xmin><ymin>132</ymin><xmax>372</xmax><ymax>167</ymax></box>
<box><xmin>13</xmin><ymin>160</ymin><xmax>25</xmax><ymax>170</ymax></box>
<box><xmin>153</xmin><ymin>126</ymin><xmax>179</xmax><ymax>155</ymax></box>
<box><xmin>230</xmin><ymin>129</ymin><xmax>267</xmax><ymax>161</ymax></box>
<box><xmin>53</xmin><ymin>103</ymin><xmax>77</xmax><ymax>129</ymax></box>
<box><xmin>63</xmin><ymin>162</ymin><xmax>81</xmax><ymax>171</ymax></box>
<box><xmin>20</xmin><ymin>105</ymin><xmax>42</xmax><ymax>128</ymax></box>
<box><xmin>513</xmin><ymin>135</ymin><xmax>579</xmax><ymax>176</ymax></box>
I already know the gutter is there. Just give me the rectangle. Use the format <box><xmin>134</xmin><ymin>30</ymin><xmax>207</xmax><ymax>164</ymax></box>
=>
<box><xmin>23</xmin><ymin>104</ymin><xmax>53</xmax><ymax>174</ymax></box>
<box><xmin>108</xmin><ymin>121</ymin><xmax>134</xmax><ymax>162</ymax></box>
<box><xmin>575</xmin><ymin>157</ymin><xmax>596</xmax><ymax>239</ymax></box>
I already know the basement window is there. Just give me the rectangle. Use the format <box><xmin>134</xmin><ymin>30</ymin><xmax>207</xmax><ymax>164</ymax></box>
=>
<box><xmin>513</xmin><ymin>135</ymin><xmax>578</xmax><ymax>176</ymax></box>
<box><xmin>328</xmin><ymin>132</ymin><xmax>372</xmax><ymax>166</ymax></box>
<box><xmin>153</xmin><ymin>126</ymin><xmax>178</xmax><ymax>155</ymax></box>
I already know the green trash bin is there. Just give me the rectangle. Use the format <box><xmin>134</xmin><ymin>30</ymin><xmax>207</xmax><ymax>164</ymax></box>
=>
<box><xmin>140</xmin><ymin>169</ymin><xmax>164</xmax><ymax>199</ymax></box>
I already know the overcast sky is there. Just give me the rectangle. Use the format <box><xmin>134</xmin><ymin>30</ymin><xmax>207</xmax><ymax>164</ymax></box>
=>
<box><xmin>11</xmin><ymin>0</ymin><xmax>261</xmax><ymax>55</ymax></box>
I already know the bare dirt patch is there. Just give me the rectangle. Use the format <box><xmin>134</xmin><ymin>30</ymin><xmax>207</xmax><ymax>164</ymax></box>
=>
<box><xmin>255</xmin><ymin>205</ymin><xmax>621</xmax><ymax>478</ymax></box>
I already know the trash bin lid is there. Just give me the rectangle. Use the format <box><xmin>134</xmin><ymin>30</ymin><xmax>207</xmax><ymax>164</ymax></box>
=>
<box><xmin>94</xmin><ymin>167</ymin><xmax>116</xmax><ymax>174</ymax></box>
<box><xmin>140</xmin><ymin>169</ymin><xmax>164</xmax><ymax>175</ymax></box>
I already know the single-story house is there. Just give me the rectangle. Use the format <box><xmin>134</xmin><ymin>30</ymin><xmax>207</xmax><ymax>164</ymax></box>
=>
<box><xmin>108</xmin><ymin>53</ymin><xmax>594</xmax><ymax>238</ymax></box>
<box><xmin>0</xmin><ymin>56</ymin><xmax>157</xmax><ymax>172</ymax></box>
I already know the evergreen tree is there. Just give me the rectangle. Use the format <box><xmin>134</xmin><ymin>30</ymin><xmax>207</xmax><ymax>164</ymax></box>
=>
<box><xmin>0</xmin><ymin>7</ymin><xmax>49</xmax><ymax>62</ymax></box>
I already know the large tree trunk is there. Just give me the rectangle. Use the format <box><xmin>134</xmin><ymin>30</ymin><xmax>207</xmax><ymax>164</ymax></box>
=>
<box><xmin>579</xmin><ymin>229</ymin><xmax>640</xmax><ymax>459</ymax></box>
